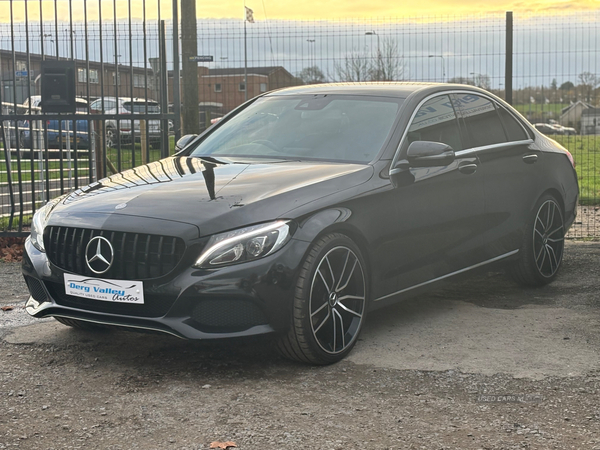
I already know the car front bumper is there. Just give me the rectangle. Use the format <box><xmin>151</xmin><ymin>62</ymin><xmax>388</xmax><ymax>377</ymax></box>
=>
<box><xmin>22</xmin><ymin>237</ymin><xmax>310</xmax><ymax>340</ymax></box>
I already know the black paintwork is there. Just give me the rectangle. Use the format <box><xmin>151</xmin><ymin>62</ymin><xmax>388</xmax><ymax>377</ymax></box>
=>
<box><xmin>23</xmin><ymin>83</ymin><xmax>579</xmax><ymax>340</ymax></box>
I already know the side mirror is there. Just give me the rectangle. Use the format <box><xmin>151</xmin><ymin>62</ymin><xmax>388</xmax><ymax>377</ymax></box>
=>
<box><xmin>390</xmin><ymin>141</ymin><xmax>455</xmax><ymax>176</ymax></box>
<box><xmin>175</xmin><ymin>134</ymin><xmax>198</xmax><ymax>151</ymax></box>
<box><xmin>406</xmin><ymin>141</ymin><xmax>455</xmax><ymax>167</ymax></box>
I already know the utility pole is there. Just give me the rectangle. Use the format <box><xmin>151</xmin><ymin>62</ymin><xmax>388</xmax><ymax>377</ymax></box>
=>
<box><xmin>505</xmin><ymin>11</ymin><xmax>513</xmax><ymax>105</ymax></box>
<box><xmin>181</xmin><ymin>0</ymin><xmax>200</xmax><ymax>134</ymax></box>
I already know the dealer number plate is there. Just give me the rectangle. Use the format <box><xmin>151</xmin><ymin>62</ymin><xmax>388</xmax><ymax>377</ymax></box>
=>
<box><xmin>64</xmin><ymin>274</ymin><xmax>144</xmax><ymax>304</ymax></box>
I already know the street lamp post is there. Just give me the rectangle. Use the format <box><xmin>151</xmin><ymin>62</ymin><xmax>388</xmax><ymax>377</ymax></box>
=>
<box><xmin>365</xmin><ymin>31</ymin><xmax>380</xmax><ymax>80</ymax></box>
<box><xmin>428</xmin><ymin>54</ymin><xmax>446</xmax><ymax>82</ymax></box>
<box><xmin>307</xmin><ymin>39</ymin><xmax>315</xmax><ymax>68</ymax></box>
<box><xmin>470</xmin><ymin>72</ymin><xmax>482</xmax><ymax>87</ymax></box>
<box><xmin>43</xmin><ymin>33</ymin><xmax>54</xmax><ymax>58</ymax></box>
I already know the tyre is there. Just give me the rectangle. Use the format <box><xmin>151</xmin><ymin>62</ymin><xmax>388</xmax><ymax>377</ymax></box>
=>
<box><xmin>276</xmin><ymin>233</ymin><xmax>368</xmax><ymax>365</ymax></box>
<box><xmin>54</xmin><ymin>316</ymin><xmax>106</xmax><ymax>330</ymax></box>
<box><xmin>105</xmin><ymin>127</ymin><xmax>116</xmax><ymax>148</ymax></box>
<box><xmin>509</xmin><ymin>194</ymin><xmax>565</xmax><ymax>286</ymax></box>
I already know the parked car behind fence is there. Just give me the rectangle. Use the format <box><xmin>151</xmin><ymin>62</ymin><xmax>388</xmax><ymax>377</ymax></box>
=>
<box><xmin>90</xmin><ymin>97</ymin><xmax>163</xmax><ymax>148</ymax></box>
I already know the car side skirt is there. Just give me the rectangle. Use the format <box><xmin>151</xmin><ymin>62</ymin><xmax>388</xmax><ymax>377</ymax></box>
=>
<box><xmin>372</xmin><ymin>249</ymin><xmax>520</xmax><ymax>303</ymax></box>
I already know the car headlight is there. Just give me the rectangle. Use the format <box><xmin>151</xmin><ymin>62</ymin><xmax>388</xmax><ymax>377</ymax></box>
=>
<box><xmin>30</xmin><ymin>195</ymin><xmax>65</xmax><ymax>252</ymax></box>
<box><xmin>194</xmin><ymin>221</ymin><xmax>291</xmax><ymax>268</ymax></box>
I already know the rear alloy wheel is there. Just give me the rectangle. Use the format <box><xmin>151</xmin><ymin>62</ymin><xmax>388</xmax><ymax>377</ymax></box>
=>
<box><xmin>54</xmin><ymin>316</ymin><xmax>106</xmax><ymax>330</ymax></box>
<box><xmin>276</xmin><ymin>233</ymin><xmax>367</xmax><ymax>365</ymax></box>
<box><xmin>510</xmin><ymin>195</ymin><xmax>565</xmax><ymax>286</ymax></box>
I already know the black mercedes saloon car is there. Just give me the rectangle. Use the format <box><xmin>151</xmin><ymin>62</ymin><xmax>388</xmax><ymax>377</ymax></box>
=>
<box><xmin>22</xmin><ymin>83</ymin><xmax>579</xmax><ymax>365</ymax></box>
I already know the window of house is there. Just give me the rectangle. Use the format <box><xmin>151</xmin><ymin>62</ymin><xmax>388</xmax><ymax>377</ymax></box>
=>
<box><xmin>78</xmin><ymin>68</ymin><xmax>87</xmax><ymax>83</ymax></box>
<box><xmin>16</xmin><ymin>61</ymin><xmax>27</xmax><ymax>72</ymax></box>
<box><xmin>239</xmin><ymin>82</ymin><xmax>246</xmax><ymax>92</ymax></box>
<box><xmin>78</xmin><ymin>68</ymin><xmax>99</xmax><ymax>84</ymax></box>
<box><xmin>214</xmin><ymin>83</ymin><xmax>222</xmax><ymax>93</ymax></box>
<box><xmin>89</xmin><ymin>69</ymin><xmax>99</xmax><ymax>84</ymax></box>
<box><xmin>133</xmin><ymin>73</ymin><xmax>146</xmax><ymax>88</ymax></box>
<box><xmin>112</xmin><ymin>71</ymin><xmax>120</xmax><ymax>85</ymax></box>
<box><xmin>260</xmin><ymin>83</ymin><xmax>267</xmax><ymax>93</ymax></box>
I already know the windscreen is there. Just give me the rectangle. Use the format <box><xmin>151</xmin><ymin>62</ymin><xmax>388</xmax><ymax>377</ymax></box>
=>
<box><xmin>189</xmin><ymin>95</ymin><xmax>402</xmax><ymax>163</ymax></box>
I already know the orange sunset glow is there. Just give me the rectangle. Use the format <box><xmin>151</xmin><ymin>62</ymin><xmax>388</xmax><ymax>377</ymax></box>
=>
<box><xmin>1</xmin><ymin>0</ymin><xmax>598</xmax><ymax>22</ymax></box>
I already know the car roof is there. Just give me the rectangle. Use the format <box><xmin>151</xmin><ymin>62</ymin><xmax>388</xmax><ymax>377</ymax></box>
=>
<box><xmin>266</xmin><ymin>82</ymin><xmax>484</xmax><ymax>99</ymax></box>
<box><xmin>93</xmin><ymin>96</ymin><xmax>158</xmax><ymax>103</ymax></box>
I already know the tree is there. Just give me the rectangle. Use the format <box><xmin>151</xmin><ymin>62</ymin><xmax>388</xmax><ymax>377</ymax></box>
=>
<box><xmin>370</xmin><ymin>38</ymin><xmax>406</xmax><ymax>81</ymax></box>
<box><xmin>550</xmin><ymin>78</ymin><xmax>558</xmax><ymax>90</ymax></box>
<box><xmin>472</xmin><ymin>73</ymin><xmax>491</xmax><ymax>90</ymax></box>
<box><xmin>335</xmin><ymin>38</ymin><xmax>405</xmax><ymax>82</ymax></box>
<box><xmin>578</xmin><ymin>71</ymin><xmax>598</xmax><ymax>87</ymax></box>
<box><xmin>448</xmin><ymin>76</ymin><xmax>475</xmax><ymax>85</ymax></box>
<box><xmin>334</xmin><ymin>50</ymin><xmax>372</xmax><ymax>82</ymax></box>
<box><xmin>559</xmin><ymin>81</ymin><xmax>575</xmax><ymax>90</ymax></box>
<box><xmin>578</xmin><ymin>71</ymin><xmax>599</xmax><ymax>102</ymax></box>
<box><xmin>447</xmin><ymin>74</ymin><xmax>490</xmax><ymax>89</ymax></box>
<box><xmin>298</xmin><ymin>66</ymin><xmax>326</xmax><ymax>85</ymax></box>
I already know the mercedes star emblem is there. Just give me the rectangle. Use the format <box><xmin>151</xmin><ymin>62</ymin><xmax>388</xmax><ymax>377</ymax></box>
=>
<box><xmin>85</xmin><ymin>236</ymin><xmax>114</xmax><ymax>274</ymax></box>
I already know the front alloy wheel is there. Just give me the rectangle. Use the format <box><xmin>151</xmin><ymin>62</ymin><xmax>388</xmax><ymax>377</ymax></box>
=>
<box><xmin>276</xmin><ymin>233</ymin><xmax>367</xmax><ymax>365</ymax></box>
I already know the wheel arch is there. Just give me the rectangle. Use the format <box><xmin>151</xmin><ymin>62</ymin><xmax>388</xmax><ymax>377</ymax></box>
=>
<box><xmin>541</xmin><ymin>187</ymin><xmax>565</xmax><ymax>212</ymax></box>
<box><xmin>292</xmin><ymin>209</ymin><xmax>374</xmax><ymax>289</ymax></box>
<box><xmin>517</xmin><ymin>188</ymin><xmax>566</xmax><ymax>245</ymax></box>
<box><xmin>530</xmin><ymin>188</ymin><xmax>566</xmax><ymax>226</ymax></box>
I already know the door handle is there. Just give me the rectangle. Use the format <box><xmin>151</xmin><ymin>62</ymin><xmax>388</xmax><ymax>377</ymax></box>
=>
<box><xmin>458</xmin><ymin>163</ymin><xmax>478</xmax><ymax>174</ymax></box>
<box><xmin>523</xmin><ymin>154</ymin><xmax>538</xmax><ymax>164</ymax></box>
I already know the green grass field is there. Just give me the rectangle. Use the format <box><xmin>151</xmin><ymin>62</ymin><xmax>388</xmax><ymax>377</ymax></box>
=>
<box><xmin>554</xmin><ymin>135</ymin><xmax>600</xmax><ymax>206</ymax></box>
<box><xmin>0</xmin><ymin>137</ymin><xmax>176</xmax><ymax>183</ymax></box>
<box><xmin>2</xmin><ymin>134</ymin><xmax>599</xmax><ymax>215</ymax></box>
<box><xmin>513</xmin><ymin>103</ymin><xmax>568</xmax><ymax>116</ymax></box>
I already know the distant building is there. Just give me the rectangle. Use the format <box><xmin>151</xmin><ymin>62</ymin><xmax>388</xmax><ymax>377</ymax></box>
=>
<box><xmin>0</xmin><ymin>49</ymin><xmax>157</xmax><ymax>105</ymax></box>
<box><xmin>559</xmin><ymin>101</ymin><xmax>594</xmax><ymax>130</ymax></box>
<box><xmin>581</xmin><ymin>108</ymin><xmax>600</xmax><ymax>135</ymax></box>
<box><xmin>169</xmin><ymin>65</ymin><xmax>298</xmax><ymax>128</ymax></box>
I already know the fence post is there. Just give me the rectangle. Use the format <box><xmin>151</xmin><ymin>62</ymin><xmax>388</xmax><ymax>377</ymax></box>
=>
<box><xmin>172</xmin><ymin>0</ymin><xmax>182</xmax><ymax>143</ymax></box>
<box><xmin>181</xmin><ymin>0</ymin><xmax>200</xmax><ymax>136</ymax></box>
<box><xmin>160</xmin><ymin>20</ymin><xmax>169</xmax><ymax>159</ymax></box>
<box><xmin>505</xmin><ymin>11</ymin><xmax>513</xmax><ymax>105</ymax></box>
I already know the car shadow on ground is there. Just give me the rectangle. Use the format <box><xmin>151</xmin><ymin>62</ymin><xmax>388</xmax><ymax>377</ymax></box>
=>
<box><xmin>6</xmin><ymin>241</ymin><xmax>599</xmax><ymax>379</ymax></box>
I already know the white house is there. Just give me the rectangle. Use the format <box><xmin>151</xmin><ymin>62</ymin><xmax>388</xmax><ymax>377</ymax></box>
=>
<box><xmin>581</xmin><ymin>108</ymin><xmax>600</xmax><ymax>135</ymax></box>
<box><xmin>559</xmin><ymin>101</ymin><xmax>594</xmax><ymax>130</ymax></box>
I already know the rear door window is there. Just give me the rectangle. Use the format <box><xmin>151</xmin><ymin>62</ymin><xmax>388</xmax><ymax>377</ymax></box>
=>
<box><xmin>453</xmin><ymin>93</ymin><xmax>507</xmax><ymax>148</ymax></box>
<box><xmin>497</xmin><ymin>106</ymin><xmax>530</xmax><ymax>141</ymax></box>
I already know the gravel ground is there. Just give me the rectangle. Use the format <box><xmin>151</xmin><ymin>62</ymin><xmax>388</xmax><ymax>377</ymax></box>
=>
<box><xmin>1</xmin><ymin>241</ymin><xmax>599</xmax><ymax>449</ymax></box>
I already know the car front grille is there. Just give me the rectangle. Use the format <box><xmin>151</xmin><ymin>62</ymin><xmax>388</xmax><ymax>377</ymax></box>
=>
<box><xmin>45</xmin><ymin>281</ymin><xmax>176</xmax><ymax>318</ymax></box>
<box><xmin>44</xmin><ymin>226</ymin><xmax>186</xmax><ymax>280</ymax></box>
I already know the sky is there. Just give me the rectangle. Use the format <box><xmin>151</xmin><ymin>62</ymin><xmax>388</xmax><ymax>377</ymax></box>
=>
<box><xmin>1</xmin><ymin>0</ymin><xmax>599</xmax><ymax>22</ymax></box>
<box><xmin>1</xmin><ymin>0</ymin><xmax>597</xmax><ymax>90</ymax></box>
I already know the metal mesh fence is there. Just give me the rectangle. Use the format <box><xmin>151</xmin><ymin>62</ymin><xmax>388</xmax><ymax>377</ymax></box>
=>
<box><xmin>0</xmin><ymin>4</ymin><xmax>598</xmax><ymax>237</ymax></box>
<box><xmin>512</xmin><ymin>13</ymin><xmax>599</xmax><ymax>238</ymax></box>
